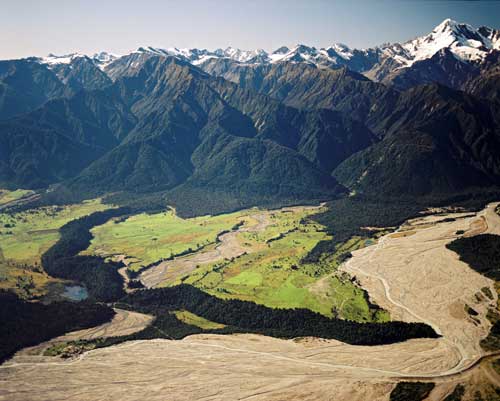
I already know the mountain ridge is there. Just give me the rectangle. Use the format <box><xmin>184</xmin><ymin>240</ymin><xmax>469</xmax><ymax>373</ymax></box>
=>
<box><xmin>1</xmin><ymin>19</ymin><xmax>500</xmax><ymax>213</ymax></box>
<box><xmin>23</xmin><ymin>18</ymin><xmax>499</xmax><ymax>92</ymax></box>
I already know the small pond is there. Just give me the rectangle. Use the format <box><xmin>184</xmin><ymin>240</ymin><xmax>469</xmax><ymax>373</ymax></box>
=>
<box><xmin>61</xmin><ymin>285</ymin><xmax>88</xmax><ymax>301</ymax></box>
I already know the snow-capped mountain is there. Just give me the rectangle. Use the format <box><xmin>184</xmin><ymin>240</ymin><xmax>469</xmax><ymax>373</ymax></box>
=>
<box><xmin>35</xmin><ymin>42</ymin><xmax>378</xmax><ymax>73</ymax></box>
<box><xmin>31</xmin><ymin>18</ymin><xmax>499</xmax><ymax>91</ymax></box>
<box><xmin>33</xmin><ymin>52</ymin><xmax>112</xmax><ymax>92</ymax></box>
<box><xmin>270</xmin><ymin>43</ymin><xmax>382</xmax><ymax>71</ymax></box>
<box><xmin>40</xmin><ymin>53</ymin><xmax>88</xmax><ymax>66</ymax></box>
<box><xmin>268</xmin><ymin>44</ymin><xmax>348</xmax><ymax>65</ymax></box>
<box><xmin>37</xmin><ymin>52</ymin><xmax>119</xmax><ymax>70</ymax></box>
<box><xmin>363</xmin><ymin>19</ymin><xmax>500</xmax><ymax>89</ymax></box>
<box><xmin>2</xmin><ymin>18</ymin><xmax>500</xmax><ymax>205</ymax></box>
<box><xmin>132</xmin><ymin>43</ymin><xmax>378</xmax><ymax>69</ymax></box>
<box><xmin>119</xmin><ymin>46</ymin><xmax>269</xmax><ymax>65</ymax></box>
<box><xmin>213</xmin><ymin>47</ymin><xmax>269</xmax><ymax>64</ymax></box>
<box><xmin>119</xmin><ymin>19</ymin><xmax>499</xmax><ymax>71</ymax></box>
<box><xmin>92</xmin><ymin>52</ymin><xmax>120</xmax><ymax>69</ymax></box>
<box><xmin>382</xmin><ymin>18</ymin><xmax>500</xmax><ymax>68</ymax></box>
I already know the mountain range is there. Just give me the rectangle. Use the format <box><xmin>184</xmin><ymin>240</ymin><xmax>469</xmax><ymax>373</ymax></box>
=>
<box><xmin>1</xmin><ymin>19</ymin><xmax>500</xmax><ymax>214</ymax></box>
<box><xmin>34</xmin><ymin>18</ymin><xmax>500</xmax><ymax>90</ymax></box>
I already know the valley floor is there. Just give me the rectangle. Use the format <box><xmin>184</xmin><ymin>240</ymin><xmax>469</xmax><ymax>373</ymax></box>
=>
<box><xmin>92</xmin><ymin>202</ymin><xmax>382</xmax><ymax>321</ymax></box>
<box><xmin>2</xmin><ymin>203</ymin><xmax>500</xmax><ymax>400</ymax></box>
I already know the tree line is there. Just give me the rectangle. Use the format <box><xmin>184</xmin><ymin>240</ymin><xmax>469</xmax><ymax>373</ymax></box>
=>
<box><xmin>446</xmin><ymin>234</ymin><xmax>500</xmax><ymax>280</ymax></box>
<box><xmin>114</xmin><ymin>284</ymin><xmax>438</xmax><ymax>346</ymax></box>
<box><xmin>305</xmin><ymin>191</ymin><xmax>500</xmax><ymax>263</ymax></box>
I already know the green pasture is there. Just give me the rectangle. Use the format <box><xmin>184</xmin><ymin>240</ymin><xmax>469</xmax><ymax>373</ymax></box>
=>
<box><xmin>173</xmin><ymin>310</ymin><xmax>226</xmax><ymax>330</ymax></box>
<box><xmin>0</xmin><ymin>198</ymin><xmax>110</xmax><ymax>265</ymax></box>
<box><xmin>85</xmin><ymin>209</ymin><xmax>250</xmax><ymax>271</ymax></box>
<box><xmin>175</xmin><ymin>208</ymin><xmax>389</xmax><ymax>322</ymax></box>
<box><xmin>0</xmin><ymin>188</ymin><xmax>35</xmax><ymax>206</ymax></box>
<box><xmin>0</xmin><ymin>198</ymin><xmax>111</xmax><ymax>297</ymax></box>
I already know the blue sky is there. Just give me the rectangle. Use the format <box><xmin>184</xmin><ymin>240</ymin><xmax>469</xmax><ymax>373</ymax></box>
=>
<box><xmin>1</xmin><ymin>0</ymin><xmax>499</xmax><ymax>59</ymax></box>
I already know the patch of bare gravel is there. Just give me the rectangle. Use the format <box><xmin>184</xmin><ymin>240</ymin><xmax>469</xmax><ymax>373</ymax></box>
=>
<box><xmin>341</xmin><ymin>204</ymin><xmax>499</xmax><ymax>375</ymax></box>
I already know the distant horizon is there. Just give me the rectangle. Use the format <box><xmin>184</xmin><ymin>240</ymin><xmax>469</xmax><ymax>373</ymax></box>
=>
<box><xmin>1</xmin><ymin>0</ymin><xmax>500</xmax><ymax>60</ymax></box>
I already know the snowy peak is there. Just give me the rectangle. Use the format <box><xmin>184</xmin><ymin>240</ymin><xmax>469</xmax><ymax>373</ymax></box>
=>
<box><xmin>392</xmin><ymin>18</ymin><xmax>500</xmax><ymax>67</ymax></box>
<box><xmin>433</xmin><ymin>18</ymin><xmax>463</xmax><ymax>34</ymax></box>
<box><xmin>326</xmin><ymin>44</ymin><xmax>354</xmax><ymax>60</ymax></box>
<box><xmin>38</xmin><ymin>52</ymin><xmax>120</xmax><ymax>71</ymax></box>
<box><xmin>41</xmin><ymin>53</ymin><xmax>88</xmax><ymax>66</ymax></box>
<box><xmin>127</xmin><ymin>43</ymin><xmax>363</xmax><ymax>68</ymax></box>
<box><xmin>135</xmin><ymin>46</ymin><xmax>172</xmax><ymax>56</ymax></box>
<box><xmin>268</xmin><ymin>43</ymin><xmax>359</xmax><ymax>67</ymax></box>
<box><xmin>92</xmin><ymin>52</ymin><xmax>120</xmax><ymax>69</ymax></box>
<box><xmin>270</xmin><ymin>44</ymin><xmax>316</xmax><ymax>63</ymax></box>
<box><xmin>131</xmin><ymin>45</ymin><xmax>269</xmax><ymax>65</ymax></box>
<box><xmin>217</xmin><ymin>47</ymin><xmax>269</xmax><ymax>63</ymax></box>
<box><xmin>27</xmin><ymin>18</ymin><xmax>499</xmax><ymax>84</ymax></box>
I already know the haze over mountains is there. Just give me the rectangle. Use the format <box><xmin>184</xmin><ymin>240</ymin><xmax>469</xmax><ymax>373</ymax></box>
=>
<box><xmin>1</xmin><ymin>19</ymin><xmax>500</xmax><ymax>213</ymax></box>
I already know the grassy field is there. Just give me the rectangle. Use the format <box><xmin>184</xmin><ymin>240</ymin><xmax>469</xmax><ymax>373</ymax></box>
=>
<box><xmin>173</xmin><ymin>208</ymin><xmax>389</xmax><ymax>322</ymax></box>
<box><xmin>0</xmin><ymin>198</ymin><xmax>111</xmax><ymax>297</ymax></box>
<box><xmin>0</xmin><ymin>189</ymin><xmax>35</xmax><ymax>206</ymax></box>
<box><xmin>0</xmin><ymin>259</ymin><xmax>54</xmax><ymax>298</ymax></box>
<box><xmin>173</xmin><ymin>310</ymin><xmax>226</xmax><ymax>330</ymax></box>
<box><xmin>0</xmin><ymin>198</ymin><xmax>110</xmax><ymax>265</ymax></box>
<box><xmin>85</xmin><ymin>209</ymin><xmax>251</xmax><ymax>271</ymax></box>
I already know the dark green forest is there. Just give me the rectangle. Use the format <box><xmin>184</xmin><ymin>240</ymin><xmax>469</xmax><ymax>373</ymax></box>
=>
<box><xmin>305</xmin><ymin>191</ymin><xmax>500</xmax><ymax>262</ymax></box>
<box><xmin>113</xmin><ymin>285</ymin><xmax>438</xmax><ymax>345</ymax></box>
<box><xmin>390</xmin><ymin>382</ymin><xmax>436</xmax><ymax>401</ymax></box>
<box><xmin>0</xmin><ymin>291</ymin><xmax>114</xmax><ymax>363</ymax></box>
<box><xmin>446</xmin><ymin>234</ymin><xmax>500</xmax><ymax>280</ymax></box>
<box><xmin>41</xmin><ymin>208</ymin><xmax>132</xmax><ymax>301</ymax></box>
